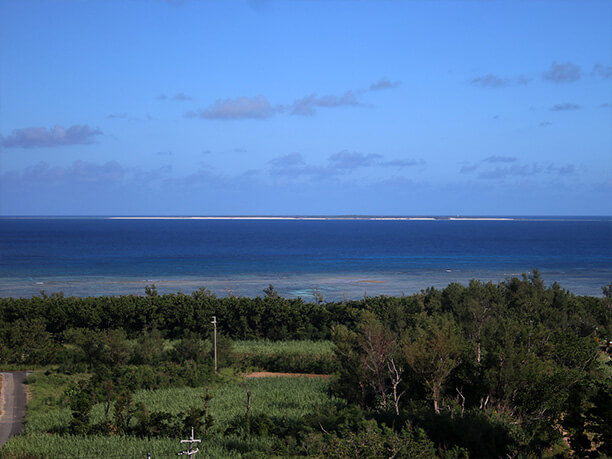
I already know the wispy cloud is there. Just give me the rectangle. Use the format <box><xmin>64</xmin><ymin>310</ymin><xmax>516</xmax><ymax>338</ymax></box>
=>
<box><xmin>369</xmin><ymin>78</ymin><xmax>400</xmax><ymax>91</ymax></box>
<box><xmin>549</xmin><ymin>103</ymin><xmax>582</xmax><ymax>111</ymax></box>
<box><xmin>594</xmin><ymin>178</ymin><xmax>612</xmax><ymax>193</ymax></box>
<box><xmin>327</xmin><ymin>151</ymin><xmax>381</xmax><ymax>169</ymax></box>
<box><xmin>173</xmin><ymin>93</ymin><xmax>193</xmax><ymax>101</ymax></box>
<box><xmin>539</xmin><ymin>121</ymin><xmax>552</xmax><ymax>127</ymax></box>
<box><xmin>470</xmin><ymin>74</ymin><xmax>529</xmax><ymax>88</ymax></box>
<box><xmin>460</xmin><ymin>164</ymin><xmax>479</xmax><ymax>174</ymax></box>
<box><xmin>268</xmin><ymin>151</ymin><xmax>423</xmax><ymax>180</ymax></box>
<box><xmin>163</xmin><ymin>169</ymin><xmax>216</xmax><ymax>187</ymax></box>
<box><xmin>482</xmin><ymin>155</ymin><xmax>517</xmax><ymax>163</ymax></box>
<box><xmin>187</xmin><ymin>78</ymin><xmax>400</xmax><ymax>121</ymax></box>
<box><xmin>269</xmin><ymin>152</ymin><xmax>305</xmax><ymax>168</ymax></box>
<box><xmin>2</xmin><ymin>160</ymin><xmax>124</xmax><ymax>184</ymax></box>
<box><xmin>158</xmin><ymin>93</ymin><xmax>195</xmax><ymax>101</ymax></box>
<box><xmin>0</xmin><ymin>125</ymin><xmax>102</xmax><ymax>149</ymax></box>
<box><xmin>242</xmin><ymin>169</ymin><xmax>260</xmax><ymax>177</ymax></box>
<box><xmin>478</xmin><ymin>164</ymin><xmax>542</xmax><ymax>179</ymax></box>
<box><xmin>133</xmin><ymin>165</ymin><xmax>172</xmax><ymax>184</ymax></box>
<box><xmin>267</xmin><ymin>153</ymin><xmax>334</xmax><ymax>179</ymax></box>
<box><xmin>542</xmin><ymin>61</ymin><xmax>581</xmax><ymax>83</ymax></box>
<box><xmin>548</xmin><ymin>164</ymin><xmax>575</xmax><ymax>175</ymax></box>
<box><xmin>186</xmin><ymin>95</ymin><xmax>277</xmax><ymax>120</ymax></box>
<box><xmin>290</xmin><ymin>78</ymin><xmax>400</xmax><ymax>116</ymax></box>
<box><xmin>592</xmin><ymin>64</ymin><xmax>612</xmax><ymax>79</ymax></box>
<box><xmin>380</xmin><ymin>159</ymin><xmax>425</xmax><ymax>168</ymax></box>
<box><xmin>106</xmin><ymin>113</ymin><xmax>128</xmax><ymax>120</ymax></box>
<box><xmin>460</xmin><ymin>157</ymin><xmax>575</xmax><ymax>180</ymax></box>
<box><xmin>290</xmin><ymin>91</ymin><xmax>362</xmax><ymax>116</ymax></box>
<box><xmin>2</xmin><ymin>160</ymin><xmax>172</xmax><ymax>188</ymax></box>
<box><xmin>267</xmin><ymin>153</ymin><xmax>317</xmax><ymax>177</ymax></box>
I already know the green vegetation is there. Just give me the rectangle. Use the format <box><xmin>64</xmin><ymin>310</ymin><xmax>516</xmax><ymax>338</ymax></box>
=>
<box><xmin>2</xmin><ymin>433</ymin><xmax>284</xmax><ymax>458</ymax></box>
<box><xmin>234</xmin><ymin>339</ymin><xmax>337</xmax><ymax>374</ymax></box>
<box><xmin>0</xmin><ymin>273</ymin><xmax>610</xmax><ymax>457</ymax></box>
<box><xmin>233</xmin><ymin>339</ymin><xmax>334</xmax><ymax>356</ymax></box>
<box><xmin>2</xmin><ymin>374</ymin><xmax>330</xmax><ymax>458</ymax></box>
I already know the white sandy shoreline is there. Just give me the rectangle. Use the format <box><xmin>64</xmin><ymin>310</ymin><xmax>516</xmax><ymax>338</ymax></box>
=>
<box><xmin>107</xmin><ymin>216</ymin><xmax>514</xmax><ymax>221</ymax></box>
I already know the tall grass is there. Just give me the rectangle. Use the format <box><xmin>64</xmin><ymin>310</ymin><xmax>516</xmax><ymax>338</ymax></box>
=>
<box><xmin>23</xmin><ymin>372</ymin><xmax>331</xmax><ymax>434</ymax></box>
<box><xmin>233</xmin><ymin>340</ymin><xmax>338</xmax><ymax>374</ymax></box>
<box><xmin>22</xmin><ymin>372</ymin><xmax>87</xmax><ymax>434</ymax></box>
<box><xmin>89</xmin><ymin>377</ymin><xmax>331</xmax><ymax>428</ymax></box>
<box><xmin>232</xmin><ymin>339</ymin><xmax>334</xmax><ymax>356</ymax></box>
<box><xmin>1</xmin><ymin>432</ymin><xmax>255</xmax><ymax>458</ymax></box>
<box><xmin>8</xmin><ymin>364</ymin><xmax>337</xmax><ymax>457</ymax></box>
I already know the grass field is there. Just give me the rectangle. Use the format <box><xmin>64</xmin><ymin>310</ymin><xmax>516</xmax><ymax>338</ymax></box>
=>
<box><xmin>232</xmin><ymin>340</ymin><xmax>337</xmax><ymax>374</ymax></box>
<box><xmin>131</xmin><ymin>376</ymin><xmax>331</xmax><ymax>423</ymax></box>
<box><xmin>2</xmin><ymin>370</ymin><xmax>334</xmax><ymax>458</ymax></box>
<box><xmin>121</xmin><ymin>338</ymin><xmax>332</xmax><ymax>357</ymax></box>
<box><xmin>2</xmin><ymin>432</ymin><xmax>266</xmax><ymax>458</ymax></box>
<box><xmin>2</xmin><ymin>339</ymin><xmax>337</xmax><ymax>458</ymax></box>
<box><xmin>232</xmin><ymin>339</ymin><xmax>334</xmax><ymax>356</ymax></box>
<box><xmin>22</xmin><ymin>372</ymin><xmax>87</xmax><ymax>435</ymax></box>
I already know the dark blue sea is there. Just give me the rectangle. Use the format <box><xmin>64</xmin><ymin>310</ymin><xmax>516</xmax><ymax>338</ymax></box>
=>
<box><xmin>0</xmin><ymin>217</ymin><xmax>610</xmax><ymax>299</ymax></box>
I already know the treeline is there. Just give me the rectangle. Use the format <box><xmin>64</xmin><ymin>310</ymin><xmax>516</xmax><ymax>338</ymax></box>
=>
<box><xmin>0</xmin><ymin>286</ymin><xmax>333</xmax><ymax>342</ymax></box>
<box><xmin>1</xmin><ymin>271</ymin><xmax>609</xmax><ymax>345</ymax></box>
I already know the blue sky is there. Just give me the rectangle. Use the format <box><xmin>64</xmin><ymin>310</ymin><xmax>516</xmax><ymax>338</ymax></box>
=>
<box><xmin>1</xmin><ymin>0</ymin><xmax>611</xmax><ymax>216</ymax></box>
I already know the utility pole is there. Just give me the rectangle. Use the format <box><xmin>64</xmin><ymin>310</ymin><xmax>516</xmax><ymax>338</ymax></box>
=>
<box><xmin>178</xmin><ymin>427</ymin><xmax>201</xmax><ymax>456</ymax></box>
<box><xmin>211</xmin><ymin>316</ymin><xmax>217</xmax><ymax>372</ymax></box>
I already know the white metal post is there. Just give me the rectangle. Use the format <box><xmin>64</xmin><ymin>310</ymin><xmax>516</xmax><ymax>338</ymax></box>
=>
<box><xmin>178</xmin><ymin>427</ymin><xmax>201</xmax><ymax>456</ymax></box>
<box><xmin>211</xmin><ymin>316</ymin><xmax>217</xmax><ymax>372</ymax></box>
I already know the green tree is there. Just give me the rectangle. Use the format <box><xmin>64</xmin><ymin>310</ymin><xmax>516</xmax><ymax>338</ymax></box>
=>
<box><xmin>170</xmin><ymin>331</ymin><xmax>211</xmax><ymax>365</ymax></box>
<box><xmin>263</xmin><ymin>284</ymin><xmax>279</xmax><ymax>298</ymax></box>
<box><xmin>67</xmin><ymin>380</ymin><xmax>95</xmax><ymax>435</ymax></box>
<box><xmin>144</xmin><ymin>284</ymin><xmax>158</xmax><ymax>297</ymax></box>
<box><xmin>133</xmin><ymin>328</ymin><xmax>165</xmax><ymax>364</ymax></box>
<box><xmin>405</xmin><ymin>315</ymin><xmax>464</xmax><ymax>414</ymax></box>
<box><xmin>332</xmin><ymin>313</ymin><xmax>407</xmax><ymax>413</ymax></box>
<box><xmin>0</xmin><ymin>318</ymin><xmax>58</xmax><ymax>364</ymax></box>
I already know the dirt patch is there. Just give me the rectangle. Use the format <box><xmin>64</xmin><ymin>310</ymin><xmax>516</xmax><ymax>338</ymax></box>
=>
<box><xmin>245</xmin><ymin>371</ymin><xmax>331</xmax><ymax>379</ymax></box>
<box><xmin>0</xmin><ymin>373</ymin><xmax>3</xmax><ymax>417</ymax></box>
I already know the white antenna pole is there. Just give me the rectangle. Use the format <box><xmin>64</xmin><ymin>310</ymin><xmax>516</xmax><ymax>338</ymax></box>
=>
<box><xmin>178</xmin><ymin>427</ymin><xmax>201</xmax><ymax>456</ymax></box>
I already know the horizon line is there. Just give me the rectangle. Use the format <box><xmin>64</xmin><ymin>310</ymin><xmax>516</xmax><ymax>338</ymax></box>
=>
<box><xmin>1</xmin><ymin>215</ymin><xmax>611</xmax><ymax>221</ymax></box>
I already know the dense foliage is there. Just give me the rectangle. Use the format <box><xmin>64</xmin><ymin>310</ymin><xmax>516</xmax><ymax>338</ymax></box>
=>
<box><xmin>1</xmin><ymin>272</ymin><xmax>609</xmax><ymax>344</ymax></box>
<box><xmin>1</xmin><ymin>271</ymin><xmax>610</xmax><ymax>457</ymax></box>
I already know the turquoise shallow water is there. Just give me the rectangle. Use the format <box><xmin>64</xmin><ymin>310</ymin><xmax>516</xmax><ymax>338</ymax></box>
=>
<box><xmin>1</xmin><ymin>218</ymin><xmax>610</xmax><ymax>299</ymax></box>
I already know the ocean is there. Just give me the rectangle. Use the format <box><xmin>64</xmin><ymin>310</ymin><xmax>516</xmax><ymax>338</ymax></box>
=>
<box><xmin>0</xmin><ymin>217</ymin><xmax>610</xmax><ymax>299</ymax></box>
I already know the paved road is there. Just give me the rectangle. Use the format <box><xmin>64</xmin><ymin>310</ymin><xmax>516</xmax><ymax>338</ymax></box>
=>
<box><xmin>0</xmin><ymin>371</ymin><xmax>28</xmax><ymax>447</ymax></box>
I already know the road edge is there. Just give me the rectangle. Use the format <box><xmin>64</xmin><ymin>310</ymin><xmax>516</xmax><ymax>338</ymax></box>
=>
<box><xmin>0</xmin><ymin>371</ymin><xmax>29</xmax><ymax>448</ymax></box>
<box><xmin>0</xmin><ymin>373</ymin><xmax>3</xmax><ymax>417</ymax></box>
